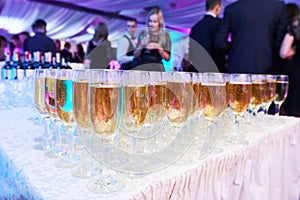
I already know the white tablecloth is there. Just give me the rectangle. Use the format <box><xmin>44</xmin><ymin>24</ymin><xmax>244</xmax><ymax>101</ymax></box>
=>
<box><xmin>0</xmin><ymin>105</ymin><xmax>299</xmax><ymax>199</ymax></box>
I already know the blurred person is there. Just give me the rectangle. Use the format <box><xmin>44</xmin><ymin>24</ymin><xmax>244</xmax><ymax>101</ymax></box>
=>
<box><xmin>280</xmin><ymin>4</ymin><xmax>300</xmax><ymax>117</ymax></box>
<box><xmin>73</xmin><ymin>43</ymin><xmax>85</xmax><ymax>63</ymax></box>
<box><xmin>215</xmin><ymin>0</ymin><xmax>287</xmax><ymax>74</ymax></box>
<box><xmin>132</xmin><ymin>7</ymin><xmax>171</xmax><ymax>71</ymax></box>
<box><xmin>86</xmin><ymin>22</ymin><xmax>114</xmax><ymax>69</ymax></box>
<box><xmin>116</xmin><ymin>19</ymin><xmax>137</xmax><ymax>70</ymax></box>
<box><xmin>189</xmin><ymin>0</ymin><xmax>226</xmax><ymax>73</ymax></box>
<box><xmin>0</xmin><ymin>35</ymin><xmax>8</xmax><ymax>61</ymax></box>
<box><xmin>19</xmin><ymin>31</ymin><xmax>29</xmax><ymax>49</ymax></box>
<box><xmin>54</xmin><ymin>39</ymin><xmax>61</xmax><ymax>51</ymax></box>
<box><xmin>10</xmin><ymin>34</ymin><xmax>23</xmax><ymax>55</ymax></box>
<box><xmin>24</xmin><ymin>19</ymin><xmax>56</xmax><ymax>54</ymax></box>
<box><xmin>60</xmin><ymin>42</ymin><xmax>73</xmax><ymax>63</ymax></box>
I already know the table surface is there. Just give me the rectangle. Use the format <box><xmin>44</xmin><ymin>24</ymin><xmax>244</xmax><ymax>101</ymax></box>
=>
<box><xmin>0</xmin><ymin>104</ymin><xmax>300</xmax><ymax>200</ymax></box>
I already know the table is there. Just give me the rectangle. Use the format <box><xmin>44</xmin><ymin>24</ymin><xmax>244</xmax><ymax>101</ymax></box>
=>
<box><xmin>0</xmin><ymin>105</ymin><xmax>299</xmax><ymax>199</ymax></box>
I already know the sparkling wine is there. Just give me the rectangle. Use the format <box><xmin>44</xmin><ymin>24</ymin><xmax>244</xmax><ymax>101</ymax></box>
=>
<box><xmin>165</xmin><ymin>82</ymin><xmax>192</xmax><ymax>124</ymax></box>
<box><xmin>275</xmin><ymin>81</ymin><xmax>288</xmax><ymax>104</ymax></box>
<box><xmin>73</xmin><ymin>81</ymin><xmax>89</xmax><ymax>129</ymax></box>
<box><xmin>265</xmin><ymin>80</ymin><xmax>276</xmax><ymax>103</ymax></box>
<box><xmin>56</xmin><ymin>78</ymin><xmax>74</xmax><ymax>124</ymax></box>
<box><xmin>250</xmin><ymin>82</ymin><xmax>266</xmax><ymax>108</ymax></box>
<box><xmin>124</xmin><ymin>85</ymin><xmax>150</xmax><ymax>127</ymax></box>
<box><xmin>45</xmin><ymin>77</ymin><xmax>56</xmax><ymax>118</ymax></box>
<box><xmin>145</xmin><ymin>83</ymin><xmax>165</xmax><ymax>124</ymax></box>
<box><xmin>35</xmin><ymin>77</ymin><xmax>48</xmax><ymax>116</ymax></box>
<box><xmin>89</xmin><ymin>84</ymin><xmax>121</xmax><ymax>137</ymax></box>
<box><xmin>228</xmin><ymin>82</ymin><xmax>252</xmax><ymax>115</ymax></box>
<box><xmin>201</xmin><ymin>83</ymin><xmax>226</xmax><ymax>118</ymax></box>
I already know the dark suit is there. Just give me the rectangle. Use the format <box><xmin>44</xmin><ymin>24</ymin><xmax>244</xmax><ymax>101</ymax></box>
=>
<box><xmin>24</xmin><ymin>32</ymin><xmax>56</xmax><ymax>54</ymax></box>
<box><xmin>189</xmin><ymin>14</ymin><xmax>226</xmax><ymax>73</ymax></box>
<box><xmin>215</xmin><ymin>0</ymin><xmax>287</xmax><ymax>74</ymax></box>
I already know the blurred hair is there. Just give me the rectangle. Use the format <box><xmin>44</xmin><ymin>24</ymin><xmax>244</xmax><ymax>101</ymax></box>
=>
<box><xmin>206</xmin><ymin>0</ymin><xmax>221</xmax><ymax>11</ymax></box>
<box><xmin>285</xmin><ymin>3</ymin><xmax>300</xmax><ymax>23</ymax></box>
<box><xmin>64</xmin><ymin>42</ymin><xmax>71</xmax><ymax>49</ymax></box>
<box><xmin>94</xmin><ymin>22</ymin><xmax>109</xmax><ymax>40</ymax></box>
<box><xmin>145</xmin><ymin>7</ymin><xmax>166</xmax><ymax>45</ymax></box>
<box><xmin>33</xmin><ymin>19</ymin><xmax>47</xmax><ymax>31</ymax></box>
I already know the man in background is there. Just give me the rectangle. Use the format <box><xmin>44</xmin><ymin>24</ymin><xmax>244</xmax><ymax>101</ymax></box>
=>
<box><xmin>189</xmin><ymin>0</ymin><xmax>226</xmax><ymax>73</ymax></box>
<box><xmin>60</xmin><ymin>42</ymin><xmax>73</xmax><ymax>63</ymax></box>
<box><xmin>24</xmin><ymin>19</ymin><xmax>56</xmax><ymax>54</ymax></box>
<box><xmin>215</xmin><ymin>0</ymin><xmax>287</xmax><ymax>74</ymax></box>
<box><xmin>116</xmin><ymin>19</ymin><xmax>137</xmax><ymax>70</ymax></box>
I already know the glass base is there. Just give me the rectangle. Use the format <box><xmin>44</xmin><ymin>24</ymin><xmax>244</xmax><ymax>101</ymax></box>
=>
<box><xmin>71</xmin><ymin>162</ymin><xmax>102</xmax><ymax>179</ymax></box>
<box><xmin>87</xmin><ymin>174</ymin><xmax>125</xmax><ymax>194</ymax></box>
<box><xmin>44</xmin><ymin>145</ymin><xmax>68</xmax><ymax>158</ymax></box>
<box><xmin>33</xmin><ymin>141</ymin><xmax>53</xmax><ymax>151</ymax></box>
<box><xmin>55</xmin><ymin>154</ymin><xmax>80</xmax><ymax>168</ymax></box>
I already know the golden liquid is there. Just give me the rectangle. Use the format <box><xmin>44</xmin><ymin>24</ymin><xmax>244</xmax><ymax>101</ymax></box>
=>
<box><xmin>56</xmin><ymin>78</ymin><xmax>74</xmax><ymax>124</ymax></box>
<box><xmin>73</xmin><ymin>81</ymin><xmax>89</xmax><ymax>129</ymax></box>
<box><xmin>35</xmin><ymin>77</ymin><xmax>48</xmax><ymax>116</ymax></box>
<box><xmin>165</xmin><ymin>81</ymin><xmax>193</xmax><ymax>124</ymax></box>
<box><xmin>145</xmin><ymin>84</ymin><xmax>165</xmax><ymax>124</ymax></box>
<box><xmin>228</xmin><ymin>83</ymin><xmax>252</xmax><ymax>115</ymax></box>
<box><xmin>90</xmin><ymin>84</ymin><xmax>121</xmax><ymax>137</ymax></box>
<box><xmin>45</xmin><ymin>78</ymin><xmax>56</xmax><ymax>118</ymax></box>
<box><xmin>201</xmin><ymin>83</ymin><xmax>226</xmax><ymax>118</ymax></box>
<box><xmin>265</xmin><ymin>80</ymin><xmax>276</xmax><ymax>103</ymax></box>
<box><xmin>250</xmin><ymin>82</ymin><xmax>266</xmax><ymax>108</ymax></box>
<box><xmin>225</xmin><ymin>81</ymin><xmax>230</xmax><ymax>105</ymax></box>
<box><xmin>124</xmin><ymin>85</ymin><xmax>150</xmax><ymax>127</ymax></box>
<box><xmin>275</xmin><ymin>81</ymin><xmax>289</xmax><ymax>104</ymax></box>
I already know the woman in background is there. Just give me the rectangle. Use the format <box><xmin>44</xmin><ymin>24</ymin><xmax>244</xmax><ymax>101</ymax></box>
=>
<box><xmin>0</xmin><ymin>35</ymin><xmax>8</xmax><ymax>61</ymax></box>
<box><xmin>280</xmin><ymin>4</ymin><xmax>300</xmax><ymax>117</ymax></box>
<box><xmin>74</xmin><ymin>43</ymin><xmax>85</xmax><ymax>63</ymax></box>
<box><xmin>132</xmin><ymin>7</ymin><xmax>171</xmax><ymax>71</ymax></box>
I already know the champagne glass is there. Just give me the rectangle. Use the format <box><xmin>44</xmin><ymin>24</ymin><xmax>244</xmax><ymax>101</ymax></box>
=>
<box><xmin>163</xmin><ymin>72</ymin><xmax>194</xmax><ymax>128</ymax></box>
<box><xmin>200</xmin><ymin>72</ymin><xmax>227</xmax><ymax>154</ymax></box>
<box><xmin>249</xmin><ymin>74</ymin><xmax>266</xmax><ymax>118</ymax></box>
<box><xmin>71</xmin><ymin>69</ymin><xmax>102</xmax><ymax>178</ymax></box>
<box><xmin>227</xmin><ymin>73</ymin><xmax>252</xmax><ymax>144</ymax></box>
<box><xmin>44</xmin><ymin>68</ymin><xmax>67</xmax><ymax>158</ymax></box>
<box><xmin>274</xmin><ymin>75</ymin><xmax>289</xmax><ymax>116</ymax></box>
<box><xmin>33</xmin><ymin>69</ymin><xmax>52</xmax><ymax>150</ymax></box>
<box><xmin>262</xmin><ymin>75</ymin><xmax>277</xmax><ymax>115</ymax></box>
<box><xmin>55</xmin><ymin>69</ymin><xmax>80</xmax><ymax>168</ymax></box>
<box><xmin>87</xmin><ymin>69</ymin><xmax>124</xmax><ymax>193</ymax></box>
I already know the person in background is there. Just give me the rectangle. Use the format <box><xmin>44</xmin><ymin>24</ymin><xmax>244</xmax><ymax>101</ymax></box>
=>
<box><xmin>0</xmin><ymin>35</ymin><xmax>8</xmax><ymax>61</ymax></box>
<box><xmin>189</xmin><ymin>0</ymin><xmax>226</xmax><ymax>73</ymax></box>
<box><xmin>132</xmin><ymin>7</ymin><xmax>171</xmax><ymax>71</ymax></box>
<box><xmin>24</xmin><ymin>19</ymin><xmax>56</xmax><ymax>54</ymax></box>
<box><xmin>60</xmin><ymin>42</ymin><xmax>73</xmax><ymax>63</ymax></box>
<box><xmin>19</xmin><ymin>31</ymin><xmax>29</xmax><ymax>50</ymax></box>
<box><xmin>215</xmin><ymin>0</ymin><xmax>287</xmax><ymax>74</ymax></box>
<box><xmin>10</xmin><ymin>34</ymin><xmax>23</xmax><ymax>55</ymax></box>
<box><xmin>54</xmin><ymin>39</ymin><xmax>61</xmax><ymax>52</ymax></box>
<box><xmin>279</xmin><ymin>4</ymin><xmax>300</xmax><ymax>117</ymax></box>
<box><xmin>86</xmin><ymin>22</ymin><xmax>114</xmax><ymax>69</ymax></box>
<box><xmin>116</xmin><ymin>19</ymin><xmax>137</xmax><ymax>70</ymax></box>
<box><xmin>73</xmin><ymin>43</ymin><xmax>85</xmax><ymax>63</ymax></box>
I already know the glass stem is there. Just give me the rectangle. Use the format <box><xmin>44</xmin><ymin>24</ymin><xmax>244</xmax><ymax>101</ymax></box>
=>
<box><xmin>67</xmin><ymin>125</ymin><xmax>76</xmax><ymax>156</ymax></box>
<box><xmin>274</xmin><ymin>103</ymin><xmax>281</xmax><ymax>116</ymax></box>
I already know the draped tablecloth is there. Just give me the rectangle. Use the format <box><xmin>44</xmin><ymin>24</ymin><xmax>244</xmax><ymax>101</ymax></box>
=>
<box><xmin>0</xmin><ymin>105</ymin><xmax>299</xmax><ymax>200</ymax></box>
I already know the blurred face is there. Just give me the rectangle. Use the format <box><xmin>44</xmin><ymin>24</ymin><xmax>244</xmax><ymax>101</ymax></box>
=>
<box><xmin>126</xmin><ymin>21</ymin><xmax>137</xmax><ymax>37</ymax></box>
<box><xmin>148</xmin><ymin>14</ymin><xmax>160</xmax><ymax>33</ymax></box>
<box><xmin>19</xmin><ymin>34</ymin><xmax>28</xmax><ymax>44</ymax></box>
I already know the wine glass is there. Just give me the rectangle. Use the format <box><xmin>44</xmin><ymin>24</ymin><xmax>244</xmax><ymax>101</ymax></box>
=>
<box><xmin>87</xmin><ymin>69</ymin><xmax>124</xmax><ymax>193</ymax></box>
<box><xmin>163</xmin><ymin>72</ymin><xmax>194</xmax><ymax>127</ymax></box>
<box><xmin>55</xmin><ymin>69</ymin><xmax>80</xmax><ymax>168</ymax></box>
<box><xmin>249</xmin><ymin>74</ymin><xmax>266</xmax><ymax>118</ymax></box>
<box><xmin>71</xmin><ymin>69</ymin><xmax>102</xmax><ymax>178</ymax></box>
<box><xmin>227</xmin><ymin>73</ymin><xmax>252</xmax><ymax>144</ymax></box>
<box><xmin>274</xmin><ymin>75</ymin><xmax>289</xmax><ymax>116</ymax></box>
<box><xmin>199</xmin><ymin>72</ymin><xmax>227</xmax><ymax>154</ymax></box>
<box><xmin>262</xmin><ymin>75</ymin><xmax>277</xmax><ymax>115</ymax></box>
<box><xmin>44</xmin><ymin>68</ymin><xmax>67</xmax><ymax>158</ymax></box>
<box><xmin>33</xmin><ymin>69</ymin><xmax>52</xmax><ymax>151</ymax></box>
